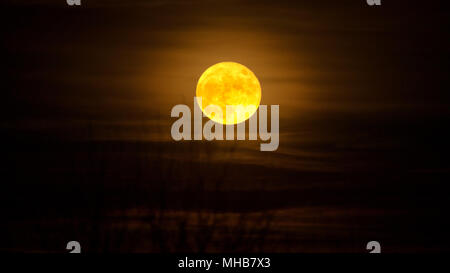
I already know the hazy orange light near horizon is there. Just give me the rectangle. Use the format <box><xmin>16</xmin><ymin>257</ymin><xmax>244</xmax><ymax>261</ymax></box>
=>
<box><xmin>196</xmin><ymin>62</ymin><xmax>262</xmax><ymax>125</ymax></box>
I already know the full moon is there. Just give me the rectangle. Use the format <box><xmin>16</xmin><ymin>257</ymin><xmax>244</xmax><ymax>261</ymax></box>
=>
<box><xmin>196</xmin><ymin>62</ymin><xmax>261</xmax><ymax>125</ymax></box>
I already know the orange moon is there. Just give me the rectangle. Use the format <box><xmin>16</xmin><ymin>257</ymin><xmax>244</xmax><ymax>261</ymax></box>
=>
<box><xmin>196</xmin><ymin>62</ymin><xmax>261</xmax><ymax>125</ymax></box>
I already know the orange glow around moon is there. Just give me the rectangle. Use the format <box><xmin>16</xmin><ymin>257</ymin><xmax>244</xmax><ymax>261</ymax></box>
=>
<box><xmin>196</xmin><ymin>62</ymin><xmax>261</xmax><ymax>125</ymax></box>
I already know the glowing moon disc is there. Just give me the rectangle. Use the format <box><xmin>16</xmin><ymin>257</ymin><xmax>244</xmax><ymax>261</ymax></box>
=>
<box><xmin>196</xmin><ymin>62</ymin><xmax>261</xmax><ymax>125</ymax></box>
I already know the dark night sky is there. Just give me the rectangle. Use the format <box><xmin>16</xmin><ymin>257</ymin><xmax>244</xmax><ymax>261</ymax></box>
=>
<box><xmin>1</xmin><ymin>0</ymin><xmax>449</xmax><ymax>252</ymax></box>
